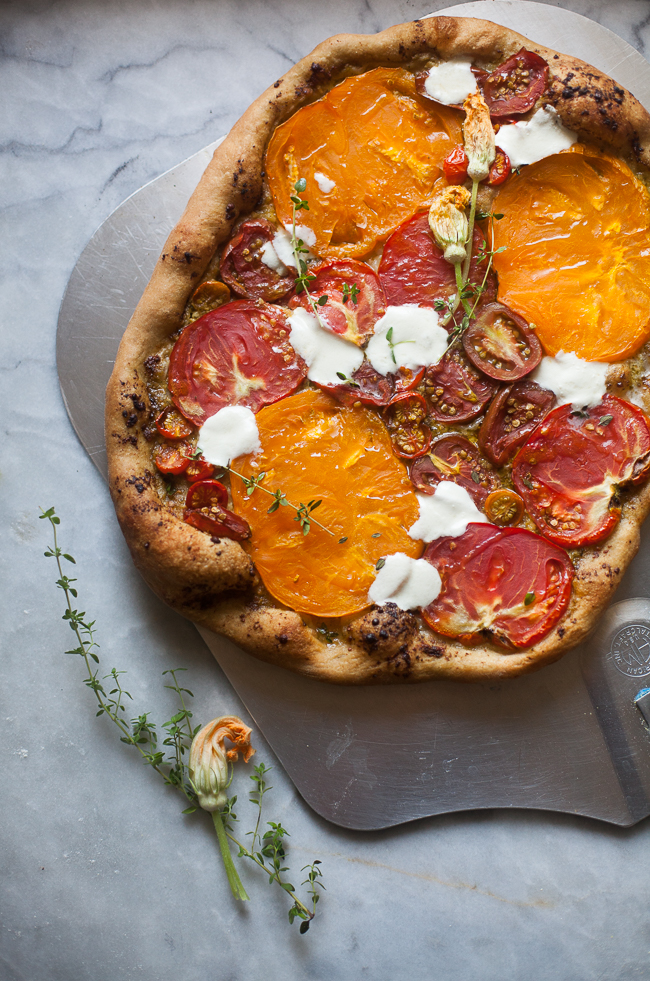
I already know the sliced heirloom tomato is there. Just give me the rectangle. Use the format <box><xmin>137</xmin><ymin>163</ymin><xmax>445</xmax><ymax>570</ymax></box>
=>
<box><xmin>169</xmin><ymin>300</ymin><xmax>307</xmax><ymax>426</ymax></box>
<box><xmin>442</xmin><ymin>145</ymin><xmax>511</xmax><ymax>187</ymax></box>
<box><xmin>484</xmin><ymin>489</ymin><xmax>525</xmax><ymax>526</ymax></box>
<box><xmin>185</xmin><ymin>457</ymin><xmax>215</xmax><ymax>482</ymax></box>
<box><xmin>384</xmin><ymin>393</ymin><xmax>431</xmax><ymax>460</ymax></box>
<box><xmin>479</xmin><ymin>379</ymin><xmax>556</xmax><ymax>466</ymax></box>
<box><xmin>487</xmin><ymin>147</ymin><xmax>512</xmax><ymax>186</ymax></box>
<box><xmin>378</xmin><ymin>214</ymin><xmax>496</xmax><ymax>310</ymax></box>
<box><xmin>183</xmin><ymin>480</ymin><xmax>251</xmax><ymax>542</ymax></box>
<box><xmin>184</xmin><ymin>280</ymin><xmax>231</xmax><ymax>324</ymax></box>
<box><xmin>409</xmin><ymin>435</ymin><xmax>499</xmax><ymax>506</ymax></box>
<box><xmin>220</xmin><ymin>219</ymin><xmax>294</xmax><ymax>302</ymax></box>
<box><xmin>481</xmin><ymin>49</ymin><xmax>549</xmax><ymax>117</ymax></box>
<box><xmin>423</xmin><ymin>348</ymin><xmax>500</xmax><ymax>423</ymax></box>
<box><xmin>155</xmin><ymin>406</ymin><xmax>195</xmax><ymax>440</ymax></box>
<box><xmin>462</xmin><ymin>302</ymin><xmax>542</xmax><ymax>382</ymax></box>
<box><xmin>322</xmin><ymin>361</ymin><xmax>424</xmax><ymax>409</ymax></box>
<box><xmin>421</xmin><ymin>523</ymin><xmax>573</xmax><ymax>649</ymax></box>
<box><xmin>154</xmin><ymin>442</ymin><xmax>191</xmax><ymax>475</ymax></box>
<box><xmin>512</xmin><ymin>396</ymin><xmax>650</xmax><ymax>548</ymax></box>
<box><xmin>290</xmin><ymin>259</ymin><xmax>386</xmax><ymax>344</ymax></box>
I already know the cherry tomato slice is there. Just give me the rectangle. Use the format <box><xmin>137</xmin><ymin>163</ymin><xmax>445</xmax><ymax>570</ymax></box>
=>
<box><xmin>185</xmin><ymin>457</ymin><xmax>215</xmax><ymax>483</ymax></box>
<box><xmin>318</xmin><ymin>359</ymin><xmax>393</xmax><ymax>408</ymax></box>
<box><xmin>185</xmin><ymin>480</ymin><xmax>229</xmax><ymax>510</ymax></box>
<box><xmin>462</xmin><ymin>302</ymin><xmax>542</xmax><ymax>382</ymax></box>
<box><xmin>487</xmin><ymin>147</ymin><xmax>511</xmax><ymax>186</ymax></box>
<box><xmin>421</xmin><ymin>523</ymin><xmax>573</xmax><ymax>648</ymax></box>
<box><xmin>408</xmin><ymin>435</ymin><xmax>499</xmax><ymax>506</ymax></box>
<box><xmin>481</xmin><ymin>48</ymin><xmax>549</xmax><ymax>117</ymax></box>
<box><xmin>384</xmin><ymin>393</ymin><xmax>431</xmax><ymax>460</ymax></box>
<box><xmin>423</xmin><ymin>348</ymin><xmax>499</xmax><ymax>423</ymax></box>
<box><xmin>479</xmin><ymin>379</ymin><xmax>556</xmax><ymax>467</ymax></box>
<box><xmin>512</xmin><ymin>396</ymin><xmax>650</xmax><ymax>548</ymax></box>
<box><xmin>290</xmin><ymin>259</ymin><xmax>386</xmax><ymax>344</ymax></box>
<box><xmin>378</xmin><ymin>214</ymin><xmax>496</xmax><ymax>310</ymax></box>
<box><xmin>185</xmin><ymin>280</ymin><xmax>231</xmax><ymax>324</ymax></box>
<box><xmin>154</xmin><ymin>442</ymin><xmax>191</xmax><ymax>475</ymax></box>
<box><xmin>443</xmin><ymin>144</ymin><xmax>469</xmax><ymax>184</ymax></box>
<box><xmin>155</xmin><ymin>406</ymin><xmax>195</xmax><ymax>440</ymax></box>
<box><xmin>183</xmin><ymin>506</ymin><xmax>251</xmax><ymax>542</ymax></box>
<box><xmin>220</xmin><ymin>219</ymin><xmax>294</xmax><ymax>302</ymax></box>
<box><xmin>169</xmin><ymin>300</ymin><xmax>306</xmax><ymax>426</ymax></box>
<box><xmin>484</xmin><ymin>489</ymin><xmax>525</xmax><ymax>526</ymax></box>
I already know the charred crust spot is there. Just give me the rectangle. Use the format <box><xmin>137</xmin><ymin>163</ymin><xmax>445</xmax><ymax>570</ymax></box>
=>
<box><xmin>111</xmin><ymin>431</ymin><xmax>137</xmax><ymax>447</ymax></box>
<box><xmin>420</xmin><ymin>644</ymin><xmax>445</xmax><ymax>658</ymax></box>
<box><xmin>557</xmin><ymin>627</ymin><xmax>566</xmax><ymax>638</ymax></box>
<box><xmin>276</xmin><ymin>633</ymin><xmax>289</xmax><ymax>645</ymax></box>
<box><xmin>274</xmin><ymin>80</ymin><xmax>281</xmax><ymax>88</ymax></box>
<box><xmin>210</xmin><ymin>536</ymin><xmax>222</xmax><ymax>545</ymax></box>
<box><xmin>225</xmin><ymin>203</ymin><xmax>236</xmax><ymax>220</ymax></box>
<box><xmin>349</xmin><ymin>604</ymin><xmax>419</xmax><ymax>657</ymax></box>
<box><xmin>126</xmin><ymin>471</ymin><xmax>152</xmax><ymax>495</ymax></box>
<box><xmin>144</xmin><ymin>355</ymin><xmax>161</xmax><ymax>374</ymax></box>
<box><xmin>129</xmin><ymin>394</ymin><xmax>146</xmax><ymax>412</ymax></box>
<box><xmin>122</xmin><ymin>411</ymin><xmax>138</xmax><ymax>428</ymax></box>
<box><xmin>143</xmin><ymin>542</ymin><xmax>150</xmax><ymax>550</ymax></box>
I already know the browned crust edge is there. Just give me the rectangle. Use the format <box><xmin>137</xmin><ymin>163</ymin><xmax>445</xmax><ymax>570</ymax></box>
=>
<box><xmin>105</xmin><ymin>16</ymin><xmax>650</xmax><ymax>685</ymax></box>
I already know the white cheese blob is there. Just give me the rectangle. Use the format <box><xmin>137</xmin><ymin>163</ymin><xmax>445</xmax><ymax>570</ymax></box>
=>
<box><xmin>423</xmin><ymin>59</ymin><xmax>478</xmax><ymax>105</ymax></box>
<box><xmin>260</xmin><ymin>240</ymin><xmax>288</xmax><ymax>275</ymax></box>
<box><xmin>271</xmin><ymin>225</ymin><xmax>317</xmax><ymax>269</ymax></box>
<box><xmin>368</xmin><ymin>553</ymin><xmax>442</xmax><ymax>610</ymax></box>
<box><xmin>198</xmin><ymin>405</ymin><xmax>261</xmax><ymax>467</ymax></box>
<box><xmin>408</xmin><ymin>481</ymin><xmax>490</xmax><ymax>543</ymax></box>
<box><xmin>366</xmin><ymin>305</ymin><xmax>448</xmax><ymax>376</ymax></box>
<box><xmin>288</xmin><ymin>307</ymin><xmax>363</xmax><ymax>385</ymax></box>
<box><xmin>496</xmin><ymin>106</ymin><xmax>577</xmax><ymax>168</ymax></box>
<box><xmin>530</xmin><ymin>350</ymin><xmax>609</xmax><ymax>408</ymax></box>
<box><xmin>314</xmin><ymin>171</ymin><xmax>336</xmax><ymax>194</ymax></box>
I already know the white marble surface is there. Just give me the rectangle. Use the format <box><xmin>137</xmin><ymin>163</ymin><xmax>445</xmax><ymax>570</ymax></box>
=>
<box><xmin>4</xmin><ymin>1</ymin><xmax>650</xmax><ymax>979</ymax></box>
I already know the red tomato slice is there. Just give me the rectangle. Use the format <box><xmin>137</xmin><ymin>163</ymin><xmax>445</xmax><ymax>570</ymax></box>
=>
<box><xmin>421</xmin><ymin>523</ymin><xmax>573</xmax><ymax>648</ymax></box>
<box><xmin>423</xmin><ymin>348</ymin><xmax>499</xmax><ymax>423</ymax></box>
<box><xmin>185</xmin><ymin>457</ymin><xmax>215</xmax><ymax>482</ymax></box>
<box><xmin>318</xmin><ymin>359</ymin><xmax>393</xmax><ymax>408</ymax></box>
<box><xmin>479</xmin><ymin>379</ymin><xmax>556</xmax><ymax>466</ymax></box>
<box><xmin>462</xmin><ymin>302</ymin><xmax>542</xmax><ymax>382</ymax></box>
<box><xmin>155</xmin><ymin>406</ymin><xmax>195</xmax><ymax>440</ymax></box>
<box><xmin>487</xmin><ymin>147</ymin><xmax>511</xmax><ymax>186</ymax></box>
<box><xmin>512</xmin><ymin>396</ymin><xmax>650</xmax><ymax>548</ymax></box>
<box><xmin>154</xmin><ymin>442</ymin><xmax>191</xmax><ymax>475</ymax></box>
<box><xmin>185</xmin><ymin>480</ymin><xmax>229</xmax><ymax>510</ymax></box>
<box><xmin>169</xmin><ymin>300</ymin><xmax>307</xmax><ymax>426</ymax></box>
<box><xmin>220</xmin><ymin>219</ymin><xmax>294</xmax><ymax>302</ymax></box>
<box><xmin>481</xmin><ymin>49</ymin><xmax>549</xmax><ymax>117</ymax></box>
<box><xmin>183</xmin><ymin>507</ymin><xmax>251</xmax><ymax>541</ymax></box>
<box><xmin>409</xmin><ymin>435</ymin><xmax>499</xmax><ymax>506</ymax></box>
<box><xmin>378</xmin><ymin>214</ymin><xmax>496</xmax><ymax>310</ymax></box>
<box><xmin>443</xmin><ymin>144</ymin><xmax>469</xmax><ymax>184</ymax></box>
<box><xmin>290</xmin><ymin>260</ymin><xmax>386</xmax><ymax>345</ymax></box>
<box><xmin>383</xmin><ymin>393</ymin><xmax>431</xmax><ymax>459</ymax></box>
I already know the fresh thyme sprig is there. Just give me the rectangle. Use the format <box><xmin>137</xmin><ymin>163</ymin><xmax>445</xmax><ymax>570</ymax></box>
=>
<box><xmin>217</xmin><ymin>464</ymin><xmax>337</xmax><ymax>539</ymax></box>
<box><xmin>40</xmin><ymin>507</ymin><xmax>324</xmax><ymax>932</ymax></box>
<box><xmin>290</xmin><ymin>178</ymin><xmax>332</xmax><ymax>332</ymax></box>
<box><xmin>385</xmin><ymin>326</ymin><xmax>416</xmax><ymax>366</ymax></box>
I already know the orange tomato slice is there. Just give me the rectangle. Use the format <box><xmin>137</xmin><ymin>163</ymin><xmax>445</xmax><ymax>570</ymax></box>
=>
<box><xmin>230</xmin><ymin>389</ymin><xmax>422</xmax><ymax>617</ymax></box>
<box><xmin>265</xmin><ymin>67</ymin><xmax>462</xmax><ymax>260</ymax></box>
<box><xmin>492</xmin><ymin>145</ymin><xmax>650</xmax><ymax>362</ymax></box>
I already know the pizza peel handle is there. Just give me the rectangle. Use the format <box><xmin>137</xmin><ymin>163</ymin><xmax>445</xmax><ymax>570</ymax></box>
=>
<box><xmin>56</xmin><ymin>1</ymin><xmax>650</xmax><ymax>828</ymax></box>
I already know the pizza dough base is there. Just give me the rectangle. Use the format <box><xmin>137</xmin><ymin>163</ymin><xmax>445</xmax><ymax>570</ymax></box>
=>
<box><xmin>105</xmin><ymin>16</ymin><xmax>650</xmax><ymax>684</ymax></box>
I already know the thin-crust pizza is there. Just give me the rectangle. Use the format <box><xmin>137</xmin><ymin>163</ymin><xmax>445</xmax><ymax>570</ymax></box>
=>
<box><xmin>105</xmin><ymin>16</ymin><xmax>650</xmax><ymax>684</ymax></box>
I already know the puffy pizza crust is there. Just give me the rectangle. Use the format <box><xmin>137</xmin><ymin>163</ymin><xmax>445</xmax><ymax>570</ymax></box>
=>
<box><xmin>106</xmin><ymin>16</ymin><xmax>650</xmax><ymax>684</ymax></box>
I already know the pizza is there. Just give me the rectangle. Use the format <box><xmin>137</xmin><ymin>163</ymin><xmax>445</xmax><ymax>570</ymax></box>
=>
<box><xmin>105</xmin><ymin>16</ymin><xmax>650</xmax><ymax>684</ymax></box>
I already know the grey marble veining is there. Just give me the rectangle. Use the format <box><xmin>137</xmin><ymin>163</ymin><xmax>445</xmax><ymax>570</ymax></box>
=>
<box><xmin>4</xmin><ymin>1</ymin><xmax>650</xmax><ymax>979</ymax></box>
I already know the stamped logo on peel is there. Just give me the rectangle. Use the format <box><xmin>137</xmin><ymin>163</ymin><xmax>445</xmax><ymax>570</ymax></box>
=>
<box><xmin>609</xmin><ymin>624</ymin><xmax>650</xmax><ymax>677</ymax></box>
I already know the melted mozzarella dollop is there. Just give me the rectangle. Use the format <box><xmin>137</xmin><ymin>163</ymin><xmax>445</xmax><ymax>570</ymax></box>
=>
<box><xmin>266</xmin><ymin>225</ymin><xmax>317</xmax><ymax>271</ymax></box>
<box><xmin>260</xmin><ymin>240</ymin><xmax>288</xmax><ymax>275</ymax></box>
<box><xmin>408</xmin><ymin>481</ymin><xmax>490</xmax><ymax>543</ymax></box>
<box><xmin>496</xmin><ymin>106</ymin><xmax>577</xmax><ymax>168</ymax></box>
<box><xmin>288</xmin><ymin>307</ymin><xmax>363</xmax><ymax>385</ymax></box>
<box><xmin>198</xmin><ymin>405</ymin><xmax>261</xmax><ymax>467</ymax></box>
<box><xmin>366</xmin><ymin>305</ymin><xmax>448</xmax><ymax>376</ymax></box>
<box><xmin>314</xmin><ymin>171</ymin><xmax>335</xmax><ymax>194</ymax></box>
<box><xmin>368</xmin><ymin>552</ymin><xmax>442</xmax><ymax>610</ymax></box>
<box><xmin>423</xmin><ymin>59</ymin><xmax>477</xmax><ymax>105</ymax></box>
<box><xmin>531</xmin><ymin>350</ymin><xmax>609</xmax><ymax>408</ymax></box>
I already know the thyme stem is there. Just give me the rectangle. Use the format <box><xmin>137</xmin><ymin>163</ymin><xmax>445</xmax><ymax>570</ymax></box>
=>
<box><xmin>227</xmin><ymin>465</ymin><xmax>336</xmax><ymax>538</ymax></box>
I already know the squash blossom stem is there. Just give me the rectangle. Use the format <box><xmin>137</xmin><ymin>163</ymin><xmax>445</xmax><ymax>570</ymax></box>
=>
<box><xmin>212</xmin><ymin>810</ymin><xmax>250</xmax><ymax>901</ymax></box>
<box><xmin>461</xmin><ymin>178</ymin><xmax>480</xmax><ymax>287</ymax></box>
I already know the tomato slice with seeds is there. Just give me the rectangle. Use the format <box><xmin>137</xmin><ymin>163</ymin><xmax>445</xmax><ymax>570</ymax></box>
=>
<box><xmin>484</xmin><ymin>489</ymin><xmax>525</xmax><ymax>526</ymax></box>
<box><xmin>487</xmin><ymin>147</ymin><xmax>511</xmax><ymax>186</ymax></box>
<box><xmin>183</xmin><ymin>507</ymin><xmax>251</xmax><ymax>541</ymax></box>
<box><xmin>318</xmin><ymin>359</ymin><xmax>393</xmax><ymax>408</ymax></box>
<box><xmin>185</xmin><ymin>280</ymin><xmax>231</xmax><ymax>324</ymax></box>
<box><xmin>421</xmin><ymin>523</ymin><xmax>573</xmax><ymax>648</ymax></box>
<box><xmin>384</xmin><ymin>393</ymin><xmax>431</xmax><ymax>460</ymax></box>
<box><xmin>155</xmin><ymin>406</ymin><xmax>195</xmax><ymax>440</ymax></box>
<box><xmin>185</xmin><ymin>480</ymin><xmax>229</xmax><ymax>510</ymax></box>
<box><xmin>479</xmin><ymin>379</ymin><xmax>556</xmax><ymax>466</ymax></box>
<box><xmin>290</xmin><ymin>259</ymin><xmax>386</xmax><ymax>345</ymax></box>
<box><xmin>185</xmin><ymin>457</ymin><xmax>215</xmax><ymax>483</ymax></box>
<box><xmin>443</xmin><ymin>144</ymin><xmax>469</xmax><ymax>184</ymax></box>
<box><xmin>481</xmin><ymin>48</ymin><xmax>549</xmax><ymax>118</ymax></box>
<box><xmin>408</xmin><ymin>435</ymin><xmax>499</xmax><ymax>506</ymax></box>
<box><xmin>378</xmin><ymin>214</ymin><xmax>496</xmax><ymax>310</ymax></box>
<box><xmin>512</xmin><ymin>396</ymin><xmax>650</xmax><ymax>548</ymax></box>
<box><xmin>462</xmin><ymin>302</ymin><xmax>542</xmax><ymax>382</ymax></box>
<box><xmin>154</xmin><ymin>442</ymin><xmax>191</xmax><ymax>475</ymax></box>
<box><xmin>423</xmin><ymin>348</ymin><xmax>500</xmax><ymax>423</ymax></box>
<box><xmin>220</xmin><ymin>219</ymin><xmax>294</xmax><ymax>302</ymax></box>
<box><xmin>169</xmin><ymin>300</ymin><xmax>307</xmax><ymax>426</ymax></box>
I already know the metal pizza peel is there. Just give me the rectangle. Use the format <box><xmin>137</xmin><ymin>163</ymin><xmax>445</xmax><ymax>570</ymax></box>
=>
<box><xmin>57</xmin><ymin>1</ymin><xmax>650</xmax><ymax>829</ymax></box>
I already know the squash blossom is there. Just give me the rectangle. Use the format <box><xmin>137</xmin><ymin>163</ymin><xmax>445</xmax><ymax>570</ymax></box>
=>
<box><xmin>462</xmin><ymin>91</ymin><xmax>495</xmax><ymax>181</ymax></box>
<box><xmin>189</xmin><ymin>715</ymin><xmax>255</xmax><ymax>812</ymax></box>
<box><xmin>428</xmin><ymin>185</ymin><xmax>471</xmax><ymax>265</ymax></box>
